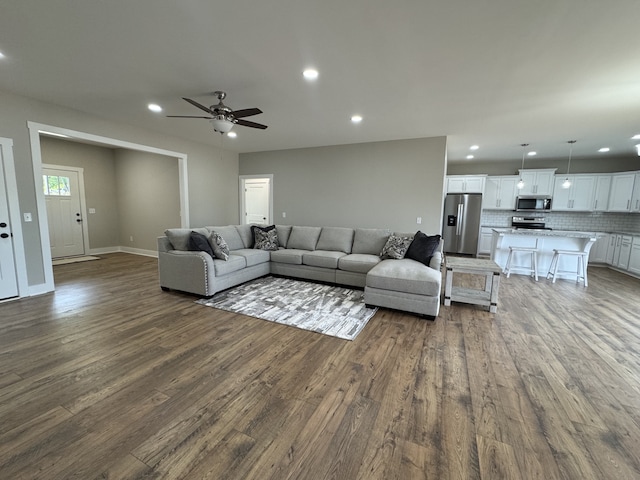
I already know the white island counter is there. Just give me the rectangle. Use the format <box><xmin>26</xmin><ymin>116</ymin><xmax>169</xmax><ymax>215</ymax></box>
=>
<box><xmin>491</xmin><ymin>229</ymin><xmax>597</xmax><ymax>279</ymax></box>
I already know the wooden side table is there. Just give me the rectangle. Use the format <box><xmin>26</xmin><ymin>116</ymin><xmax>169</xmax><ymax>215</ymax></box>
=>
<box><xmin>444</xmin><ymin>256</ymin><xmax>502</xmax><ymax>313</ymax></box>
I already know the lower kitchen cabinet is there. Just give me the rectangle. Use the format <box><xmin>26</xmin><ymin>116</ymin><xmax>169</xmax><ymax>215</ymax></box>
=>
<box><xmin>628</xmin><ymin>238</ymin><xmax>640</xmax><ymax>276</ymax></box>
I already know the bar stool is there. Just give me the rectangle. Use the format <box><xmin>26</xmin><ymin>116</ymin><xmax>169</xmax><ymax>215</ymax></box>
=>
<box><xmin>504</xmin><ymin>246</ymin><xmax>539</xmax><ymax>281</ymax></box>
<box><xmin>546</xmin><ymin>238</ymin><xmax>596</xmax><ymax>287</ymax></box>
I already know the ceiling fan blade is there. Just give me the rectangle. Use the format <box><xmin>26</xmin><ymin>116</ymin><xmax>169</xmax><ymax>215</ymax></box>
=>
<box><xmin>166</xmin><ymin>115</ymin><xmax>213</xmax><ymax>118</ymax></box>
<box><xmin>182</xmin><ymin>97</ymin><xmax>214</xmax><ymax>114</ymax></box>
<box><xmin>236</xmin><ymin>119</ymin><xmax>268</xmax><ymax>130</ymax></box>
<box><xmin>232</xmin><ymin>108</ymin><xmax>262</xmax><ymax>119</ymax></box>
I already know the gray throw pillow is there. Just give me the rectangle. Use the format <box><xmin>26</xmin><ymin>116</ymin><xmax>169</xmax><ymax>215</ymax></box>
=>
<box><xmin>208</xmin><ymin>231</ymin><xmax>230</xmax><ymax>261</ymax></box>
<box><xmin>189</xmin><ymin>231</ymin><xmax>215</xmax><ymax>258</ymax></box>
<box><xmin>252</xmin><ymin>225</ymin><xmax>279</xmax><ymax>251</ymax></box>
<box><xmin>380</xmin><ymin>234</ymin><xmax>413</xmax><ymax>259</ymax></box>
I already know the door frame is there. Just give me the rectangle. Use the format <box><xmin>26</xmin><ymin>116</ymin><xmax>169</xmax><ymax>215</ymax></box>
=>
<box><xmin>42</xmin><ymin>164</ymin><xmax>90</xmax><ymax>258</ymax></box>
<box><xmin>28</xmin><ymin>121</ymin><xmax>189</xmax><ymax>296</ymax></box>
<box><xmin>0</xmin><ymin>137</ymin><xmax>28</xmax><ymax>301</ymax></box>
<box><xmin>239</xmin><ymin>174</ymin><xmax>273</xmax><ymax>225</ymax></box>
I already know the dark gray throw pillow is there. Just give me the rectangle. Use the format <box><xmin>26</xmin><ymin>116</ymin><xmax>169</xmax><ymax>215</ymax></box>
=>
<box><xmin>189</xmin><ymin>231</ymin><xmax>215</xmax><ymax>258</ymax></box>
<box><xmin>252</xmin><ymin>225</ymin><xmax>279</xmax><ymax>251</ymax></box>
<box><xmin>405</xmin><ymin>231</ymin><xmax>441</xmax><ymax>266</ymax></box>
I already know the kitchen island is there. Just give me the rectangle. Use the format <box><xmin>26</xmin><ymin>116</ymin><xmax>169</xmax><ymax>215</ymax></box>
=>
<box><xmin>491</xmin><ymin>229</ymin><xmax>597</xmax><ymax>280</ymax></box>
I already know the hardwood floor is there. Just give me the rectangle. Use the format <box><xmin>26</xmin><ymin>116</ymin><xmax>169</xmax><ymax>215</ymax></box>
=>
<box><xmin>0</xmin><ymin>253</ymin><xmax>639</xmax><ymax>479</ymax></box>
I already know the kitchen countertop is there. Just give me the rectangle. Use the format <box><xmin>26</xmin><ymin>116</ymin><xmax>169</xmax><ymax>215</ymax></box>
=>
<box><xmin>491</xmin><ymin>228</ymin><xmax>597</xmax><ymax>239</ymax></box>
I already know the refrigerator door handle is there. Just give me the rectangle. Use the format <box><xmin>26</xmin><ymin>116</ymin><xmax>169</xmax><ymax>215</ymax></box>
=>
<box><xmin>456</xmin><ymin>203</ymin><xmax>464</xmax><ymax>236</ymax></box>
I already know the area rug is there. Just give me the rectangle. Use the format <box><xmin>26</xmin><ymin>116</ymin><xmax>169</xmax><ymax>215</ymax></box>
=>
<box><xmin>196</xmin><ymin>276</ymin><xmax>377</xmax><ymax>341</ymax></box>
<box><xmin>52</xmin><ymin>255</ymin><xmax>100</xmax><ymax>266</ymax></box>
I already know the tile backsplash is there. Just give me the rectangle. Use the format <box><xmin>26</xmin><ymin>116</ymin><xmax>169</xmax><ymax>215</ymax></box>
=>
<box><xmin>481</xmin><ymin>210</ymin><xmax>640</xmax><ymax>233</ymax></box>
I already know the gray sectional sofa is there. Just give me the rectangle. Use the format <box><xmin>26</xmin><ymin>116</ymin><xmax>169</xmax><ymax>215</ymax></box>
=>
<box><xmin>158</xmin><ymin>224</ymin><xmax>442</xmax><ymax>318</ymax></box>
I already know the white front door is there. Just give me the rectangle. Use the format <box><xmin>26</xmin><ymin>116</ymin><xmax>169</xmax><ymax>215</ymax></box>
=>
<box><xmin>0</xmin><ymin>149</ymin><xmax>18</xmax><ymax>300</ymax></box>
<box><xmin>43</xmin><ymin>167</ymin><xmax>85</xmax><ymax>258</ymax></box>
<box><xmin>242</xmin><ymin>177</ymin><xmax>271</xmax><ymax>225</ymax></box>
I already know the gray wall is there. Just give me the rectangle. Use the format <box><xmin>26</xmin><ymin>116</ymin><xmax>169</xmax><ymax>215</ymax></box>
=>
<box><xmin>447</xmin><ymin>156</ymin><xmax>640</xmax><ymax>175</ymax></box>
<box><xmin>40</xmin><ymin>137</ymin><xmax>120</xmax><ymax>249</ymax></box>
<box><xmin>1</xmin><ymin>88</ymin><xmax>239</xmax><ymax>290</ymax></box>
<box><xmin>240</xmin><ymin>137</ymin><xmax>447</xmax><ymax>234</ymax></box>
<box><xmin>114</xmin><ymin>149</ymin><xmax>181</xmax><ymax>251</ymax></box>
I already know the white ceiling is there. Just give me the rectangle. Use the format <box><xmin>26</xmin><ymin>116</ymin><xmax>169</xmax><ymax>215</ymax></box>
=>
<box><xmin>2</xmin><ymin>0</ymin><xmax>640</xmax><ymax>163</ymax></box>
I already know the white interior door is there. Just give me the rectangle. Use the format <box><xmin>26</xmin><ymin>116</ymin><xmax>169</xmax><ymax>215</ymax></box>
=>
<box><xmin>242</xmin><ymin>177</ymin><xmax>271</xmax><ymax>225</ymax></box>
<box><xmin>0</xmin><ymin>150</ymin><xmax>18</xmax><ymax>300</ymax></box>
<box><xmin>43</xmin><ymin>167</ymin><xmax>85</xmax><ymax>258</ymax></box>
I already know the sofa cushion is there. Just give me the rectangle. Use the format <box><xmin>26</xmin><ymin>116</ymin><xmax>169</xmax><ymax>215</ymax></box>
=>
<box><xmin>189</xmin><ymin>231</ymin><xmax>215</xmax><ymax>258</ymax></box>
<box><xmin>338</xmin><ymin>253</ymin><xmax>382</xmax><ymax>273</ymax></box>
<box><xmin>276</xmin><ymin>225</ymin><xmax>292</xmax><ymax>248</ymax></box>
<box><xmin>235</xmin><ymin>224</ymin><xmax>255</xmax><ymax>248</ymax></box>
<box><xmin>165</xmin><ymin>227</ymin><xmax>209</xmax><ymax>251</ymax></box>
<box><xmin>303</xmin><ymin>250</ymin><xmax>347</xmax><ymax>269</ymax></box>
<box><xmin>232</xmin><ymin>248</ymin><xmax>271</xmax><ymax>267</ymax></box>
<box><xmin>287</xmin><ymin>226</ymin><xmax>322</xmax><ymax>251</ymax></box>
<box><xmin>270</xmin><ymin>248</ymin><xmax>308</xmax><ymax>265</ymax></box>
<box><xmin>208</xmin><ymin>231</ymin><xmax>230</xmax><ymax>261</ymax></box>
<box><xmin>380</xmin><ymin>234</ymin><xmax>414</xmax><ymax>259</ymax></box>
<box><xmin>315</xmin><ymin>227</ymin><xmax>355</xmax><ymax>254</ymax></box>
<box><xmin>213</xmin><ymin>254</ymin><xmax>246</xmax><ymax>276</ymax></box>
<box><xmin>252</xmin><ymin>225</ymin><xmax>279</xmax><ymax>251</ymax></box>
<box><xmin>367</xmin><ymin>259</ymin><xmax>440</xmax><ymax>296</ymax></box>
<box><xmin>351</xmin><ymin>228</ymin><xmax>391</xmax><ymax>255</ymax></box>
<box><xmin>405</xmin><ymin>232</ymin><xmax>441</xmax><ymax>266</ymax></box>
<box><xmin>207</xmin><ymin>226</ymin><xmax>245</xmax><ymax>251</ymax></box>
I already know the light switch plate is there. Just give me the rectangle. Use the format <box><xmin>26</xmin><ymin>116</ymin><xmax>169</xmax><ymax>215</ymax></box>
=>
<box><xmin>23</xmin><ymin>212</ymin><xmax>32</xmax><ymax>222</ymax></box>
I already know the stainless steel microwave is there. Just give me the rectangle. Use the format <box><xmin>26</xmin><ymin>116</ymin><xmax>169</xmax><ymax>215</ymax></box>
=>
<box><xmin>515</xmin><ymin>195</ymin><xmax>552</xmax><ymax>211</ymax></box>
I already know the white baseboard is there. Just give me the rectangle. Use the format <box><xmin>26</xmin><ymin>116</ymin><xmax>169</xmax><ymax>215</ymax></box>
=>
<box><xmin>88</xmin><ymin>246</ymin><xmax>158</xmax><ymax>258</ymax></box>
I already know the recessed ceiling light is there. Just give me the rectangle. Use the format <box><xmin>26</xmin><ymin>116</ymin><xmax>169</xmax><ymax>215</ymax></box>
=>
<box><xmin>303</xmin><ymin>69</ymin><xmax>318</xmax><ymax>80</ymax></box>
<box><xmin>148</xmin><ymin>103</ymin><xmax>162</xmax><ymax>113</ymax></box>
<box><xmin>351</xmin><ymin>115</ymin><xmax>363</xmax><ymax>123</ymax></box>
<box><xmin>631</xmin><ymin>134</ymin><xmax>640</xmax><ymax>140</ymax></box>
<box><xmin>466</xmin><ymin>155</ymin><xmax>474</xmax><ymax>159</ymax></box>
<box><xmin>598</xmin><ymin>147</ymin><xmax>610</xmax><ymax>152</ymax></box>
<box><xmin>0</xmin><ymin>51</ymin><xmax>5</xmax><ymax>59</ymax></box>
<box><xmin>527</xmin><ymin>151</ymin><xmax>537</xmax><ymax>156</ymax></box>
<box><xmin>469</xmin><ymin>145</ymin><xmax>479</xmax><ymax>150</ymax></box>
<box><xmin>227</xmin><ymin>131</ymin><xmax>237</xmax><ymax>138</ymax></box>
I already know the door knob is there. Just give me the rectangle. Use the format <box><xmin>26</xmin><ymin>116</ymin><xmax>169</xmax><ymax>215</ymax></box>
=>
<box><xmin>0</xmin><ymin>233</ymin><xmax>8</xmax><ymax>239</ymax></box>
<box><xmin>0</xmin><ymin>222</ymin><xmax>6</xmax><ymax>228</ymax></box>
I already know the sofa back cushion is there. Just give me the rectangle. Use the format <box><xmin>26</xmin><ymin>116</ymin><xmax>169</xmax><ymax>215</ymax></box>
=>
<box><xmin>276</xmin><ymin>225</ymin><xmax>292</xmax><ymax>248</ymax></box>
<box><xmin>206</xmin><ymin>225</ymin><xmax>245</xmax><ymax>251</ymax></box>
<box><xmin>316</xmin><ymin>227</ymin><xmax>355</xmax><ymax>254</ymax></box>
<box><xmin>351</xmin><ymin>228</ymin><xmax>391</xmax><ymax>255</ymax></box>
<box><xmin>235</xmin><ymin>224</ymin><xmax>255</xmax><ymax>248</ymax></box>
<box><xmin>286</xmin><ymin>226</ymin><xmax>322</xmax><ymax>251</ymax></box>
<box><xmin>164</xmin><ymin>227</ymin><xmax>209</xmax><ymax>251</ymax></box>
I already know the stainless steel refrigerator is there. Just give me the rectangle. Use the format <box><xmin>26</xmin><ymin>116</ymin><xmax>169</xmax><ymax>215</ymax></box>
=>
<box><xmin>442</xmin><ymin>193</ymin><xmax>482</xmax><ymax>255</ymax></box>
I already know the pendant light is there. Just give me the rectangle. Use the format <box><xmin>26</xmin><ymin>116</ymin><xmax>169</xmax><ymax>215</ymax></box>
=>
<box><xmin>516</xmin><ymin>143</ymin><xmax>529</xmax><ymax>189</ymax></box>
<box><xmin>562</xmin><ymin>140</ymin><xmax>576</xmax><ymax>189</ymax></box>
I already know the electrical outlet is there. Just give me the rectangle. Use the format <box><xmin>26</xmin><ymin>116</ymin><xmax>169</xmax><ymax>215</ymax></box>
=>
<box><xmin>417</xmin><ymin>217</ymin><xmax>422</xmax><ymax>224</ymax></box>
<box><xmin>282</xmin><ymin>212</ymin><xmax>286</xmax><ymax>218</ymax></box>
<box><xmin>89</xmin><ymin>208</ymin><xmax>96</xmax><ymax>214</ymax></box>
<box><xmin>129</xmin><ymin>235</ymin><xmax>134</xmax><ymax>242</ymax></box>
<box><xmin>23</xmin><ymin>212</ymin><xmax>32</xmax><ymax>222</ymax></box>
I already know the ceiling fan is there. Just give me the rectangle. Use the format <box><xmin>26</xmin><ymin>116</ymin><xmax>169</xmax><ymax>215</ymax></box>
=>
<box><xmin>167</xmin><ymin>91</ymin><xmax>267</xmax><ymax>134</ymax></box>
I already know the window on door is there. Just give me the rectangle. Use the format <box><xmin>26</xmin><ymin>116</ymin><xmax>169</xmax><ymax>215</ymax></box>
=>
<box><xmin>43</xmin><ymin>174</ymin><xmax>71</xmax><ymax>196</ymax></box>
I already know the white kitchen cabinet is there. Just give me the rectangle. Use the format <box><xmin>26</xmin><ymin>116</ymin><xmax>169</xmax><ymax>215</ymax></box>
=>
<box><xmin>477</xmin><ymin>227</ymin><xmax>494</xmax><ymax>256</ymax></box>
<box><xmin>607</xmin><ymin>173</ymin><xmax>636</xmax><ymax>212</ymax></box>
<box><xmin>483</xmin><ymin>176</ymin><xmax>518</xmax><ymax>210</ymax></box>
<box><xmin>551</xmin><ymin>174</ymin><xmax>596</xmax><ymax>211</ymax></box>
<box><xmin>592</xmin><ymin>175</ymin><xmax>611</xmax><ymax>212</ymax></box>
<box><xmin>589</xmin><ymin>233</ymin><xmax>609</xmax><ymax>264</ymax></box>
<box><xmin>617</xmin><ymin>235</ymin><xmax>633</xmax><ymax>270</ymax></box>
<box><xmin>631</xmin><ymin>173</ymin><xmax>640</xmax><ymax>213</ymax></box>
<box><xmin>446</xmin><ymin>175</ymin><xmax>486</xmax><ymax>194</ymax></box>
<box><xmin>628</xmin><ymin>237</ymin><xmax>640</xmax><ymax>275</ymax></box>
<box><xmin>605</xmin><ymin>234</ymin><xmax>616</xmax><ymax>265</ymax></box>
<box><xmin>517</xmin><ymin>169</ymin><xmax>556</xmax><ymax>195</ymax></box>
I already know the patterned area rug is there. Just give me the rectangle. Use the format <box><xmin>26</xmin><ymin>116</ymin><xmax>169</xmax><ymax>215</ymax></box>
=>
<box><xmin>196</xmin><ymin>276</ymin><xmax>377</xmax><ymax>341</ymax></box>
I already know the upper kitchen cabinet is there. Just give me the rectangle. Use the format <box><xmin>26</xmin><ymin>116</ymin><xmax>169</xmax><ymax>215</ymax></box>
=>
<box><xmin>551</xmin><ymin>174</ymin><xmax>596</xmax><ymax>211</ymax></box>
<box><xmin>445</xmin><ymin>175</ymin><xmax>486</xmax><ymax>194</ymax></box>
<box><xmin>593</xmin><ymin>175</ymin><xmax>611</xmax><ymax>212</ymax></box>
<box><xmin>607</xmin><ymin>172</ymin><xmax>637</xmax><ymax>212</ymax></box>
<box><xmin>631</xmin><ymin>172</ymin><xmax>640</xmax><ymax>213</ymax></box>
<box><xmin>484</xmin><ymin>176</ymin><xmax>518</xmax><ymax>210</ymax></box>
<box><xmin>517</xmin><ymin>169</ymin><xmax>556</xmax><ymax>195</ymax></box>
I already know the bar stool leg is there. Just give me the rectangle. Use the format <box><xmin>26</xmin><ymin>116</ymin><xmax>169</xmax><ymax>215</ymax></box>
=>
<box><xmin>504</xmin><ymin>249</ymin><xmax>514</xmax><ymax>277</ymax></box>
<box><xmin>546</xmin><ymin>251</ymin><xmax>557</xmax><ymax>281</ymax></box>
<box><xmin>532</xmin><ymin>251</ymin><xmax>538</xmax><ymax>281</ymax></box>
<box><xmin>582</xmin><ymin>254</ymin><xmax>588</xmax><ymax>287</ymax></box>
<box><xmin>551</xmin><ymin>251</ymin><xmax>560</xmax><ymax>283</ymax></box>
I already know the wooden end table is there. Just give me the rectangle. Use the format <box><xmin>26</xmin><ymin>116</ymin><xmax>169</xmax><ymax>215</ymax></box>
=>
<box><xmin>444</xmin><ymin>256</ymin><xmax>502</xmax><ymax>313</ymax></box>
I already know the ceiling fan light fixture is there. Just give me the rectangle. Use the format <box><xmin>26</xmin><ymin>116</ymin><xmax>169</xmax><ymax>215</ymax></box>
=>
<box><xmin>210</xmin><ymin>117</ymin><xmax>234</xmax><ymax>134</ymax></box>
